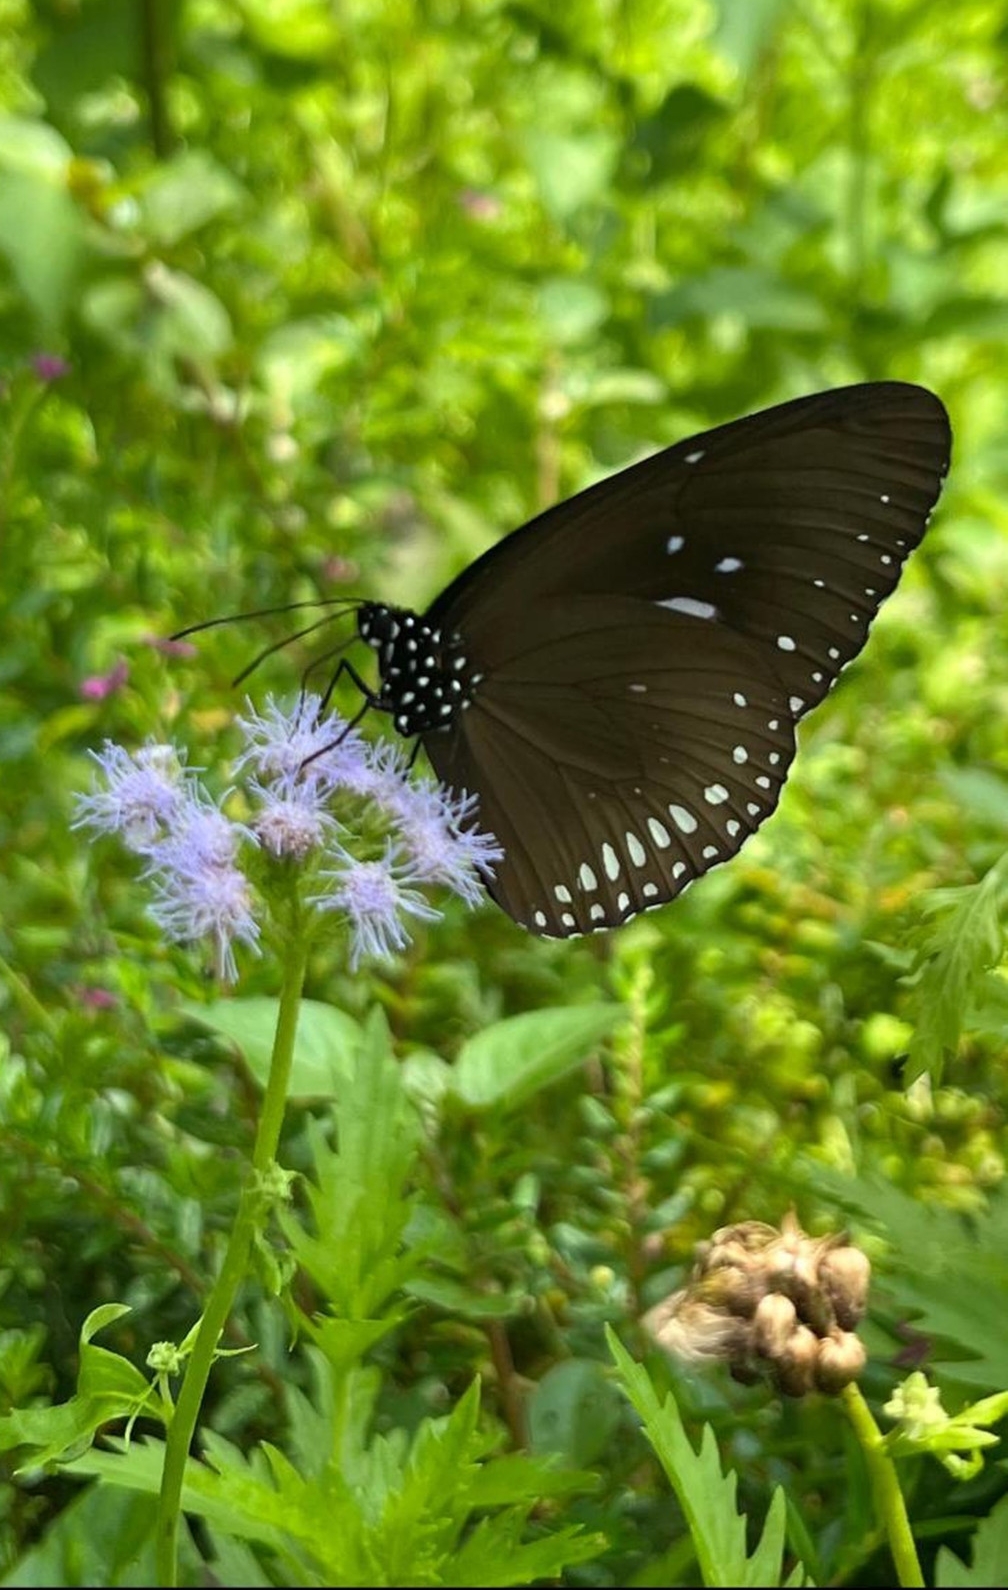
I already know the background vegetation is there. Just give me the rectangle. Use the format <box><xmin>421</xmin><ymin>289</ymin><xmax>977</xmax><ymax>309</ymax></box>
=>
<box><xmin>1</xmin><ymin>0</ymin><xmax>1007</xmax><ymax>1583</ymax></box>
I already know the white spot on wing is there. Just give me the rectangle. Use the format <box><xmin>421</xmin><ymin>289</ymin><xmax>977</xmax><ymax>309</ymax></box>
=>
<box><xmin>732</xmin><ymin>745</ymin><xmax>747</xmax><ymax>764</ymax></box>
<box><xmin>579</xmin><ymin>863</ymin><xmax>598</xmax><ymax>892</ymax></box>
<box><xmin>648</xmin><ymin>817</ymin><xmax>671</xmax><ymax>849</ymax></box>
<box><xmin>669</xmin><ymin>804</ymin><xmax>697</xmax><ymax>834</ymax></box>
<box><xmin>684</xmin><ymin>449</ymin><xmax>705</xmax><ymax>464</ymax></box>
<box><xmin>715</xmin><ymin>556</ymin><xmax>743</xmax><ymax>573</ymax></box>
<box><xmin>534</xmin><ymin>910</ymin><xmax>547</xmax><ymax>928</ymax></box>
<box><xmin>789</xmin><ymin>696</ymin><xmax>804</xmax><ymax>713</ymax></box>
<box><xmin>659</xmin><ymin>597</ymin><xmax>718</xmax><ymax>620</ymax></box>
<box><xmin>643</xmin><ymin>882</ymin><xmax>659</xmax><ymax>898</ymax></box>
<box><xmin>733</xmin><ymin>691</ymin><xmax>747</xmax><ymax>707</ymax></box>
<box><xmin>626</xmin><ymin>832</ymin><xmax>646</xmax><ymax>867</ymax></box>
<box><xmin>726</xmin><ymin>819</ymin><xmax>740</xmax><ymax>837</ymax></box>
<box><xmin>703</xmin><ymin>784</ymin><xmax>729</xmax><ymax>805</ymax></box>
<box><xmin>672</xmin><ymin>861</ymin><xmax>686</xmax><ymax>879</ymax></box>
<box><xmin>666</xmin><ymin>534</ymin><xmax>684</xmax><ymax>554</ymax></box>
<box><xmin>617</xmin><ymin>891</ymin><xmax>630</xmax><ymax>912</ymax></box>
<box><xmin>602</xmin><ymin>843</ymin><xmax>620</xmax><ymax>881</ymax></box>
<box><xmin>777</xmin><ymin>635</ymin><xmax>796</xmax><ymax>652</ymax></box>
<box><xmin>590</xmin><ymin>903</ymin><xmax>605</xmax><ymax>921</ymax></box>
<box><xmin>561</xmin><ymin>911</ymin><xmax>576</xmax><ymax>928</ymax></box>
<box><xmin>554</xmin><ymin>884</ymin><xmax>572</xmax><ymax>904</ymax></box>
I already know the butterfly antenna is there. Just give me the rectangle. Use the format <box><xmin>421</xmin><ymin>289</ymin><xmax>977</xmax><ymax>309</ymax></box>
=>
<box><xmin>231</xmin><ymin>609</ymin><xmax>360</xmax><ymax>688</ymax></box>
<box><xmin>170</xmin><ymin>595</ymin><xmax>363</xmax><ymax>644</ymax></box>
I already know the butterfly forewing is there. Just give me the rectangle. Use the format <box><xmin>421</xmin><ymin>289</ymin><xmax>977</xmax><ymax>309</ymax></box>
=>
<box><xmin>411</xmin><ymin>382</ymin><xmax>951</xmax><ymax>936</ymax></box>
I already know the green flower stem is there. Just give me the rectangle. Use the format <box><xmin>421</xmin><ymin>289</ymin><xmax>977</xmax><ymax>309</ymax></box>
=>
<box><xmin>154</xmin><ymin>938</ymin><xmax>309</xmax><ymax>1587</ymax></box>
<box><xmin>842</xmin><ymin>1382</ymin><xmax>924</xmax><ymax>1588</ymax></box>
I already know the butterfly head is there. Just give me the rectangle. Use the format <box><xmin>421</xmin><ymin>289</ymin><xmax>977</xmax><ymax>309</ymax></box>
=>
<box><xmin>357</xmin><ymin>602</ymin><xmax>482</xmax><ymax>738</ymax></box>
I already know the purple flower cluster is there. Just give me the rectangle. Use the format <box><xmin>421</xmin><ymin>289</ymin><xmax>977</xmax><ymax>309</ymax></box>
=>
<box><xmin>75</xmin><ymin>696</ymin><xmax>502</xmax><ymax>979</ymax></box>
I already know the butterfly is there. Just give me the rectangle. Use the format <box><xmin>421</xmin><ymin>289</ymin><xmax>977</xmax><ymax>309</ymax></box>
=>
<box><xmin>342</xmin><ymin>384</ymin><xmax>952</xmax><ymax>938</ymax></box>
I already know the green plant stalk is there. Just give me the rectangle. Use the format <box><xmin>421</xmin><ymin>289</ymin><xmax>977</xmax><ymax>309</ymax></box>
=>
<box><xmin>841</xmin><ymin>1382</ymin><xmax>924</xmax><ymax>1588</ymax></box>
<box><xmin>154</xmin><ymin>937</ymin><xmax>309</xmax><ymax>1586</ymax></box>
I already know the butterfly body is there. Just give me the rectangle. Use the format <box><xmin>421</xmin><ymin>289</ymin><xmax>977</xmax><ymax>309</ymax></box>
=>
<box><xmin>362</xmin><ymin>383</ymin><xmax>951</xmax><ymax>937</ymax></box>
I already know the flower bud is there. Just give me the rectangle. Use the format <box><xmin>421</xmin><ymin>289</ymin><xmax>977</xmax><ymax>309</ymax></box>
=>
<box><xmin>819</xmin><ymin>1245</ymin><xmax>871</xmax><ymax>1329</ymax></box>
<box><xmin>774</xmin><ymin>1324</ymin><xmax>819</xmax><ymax>1398</ymax></box>
<box><xmin>815</xmin><ymin>1328</ymin><xmax>867</xmax><ymax>1394</ymax></box>
<box><xmin>753</xmin><ymin>1292</ymin><xmax>798</xmax><ymax>1360</ymax></box>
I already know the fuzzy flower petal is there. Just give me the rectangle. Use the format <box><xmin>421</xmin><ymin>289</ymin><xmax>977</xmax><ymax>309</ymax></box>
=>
<box><xmin>73</xmin><ymin>741</ymin><xmax>189</xmax><ymax>851</ymax></box>
<box><xmin>251</xmin><ymin>778</ymin><xmax>335</xmax><ymax>859</ymax></box>
<box><xmin>391</xmin><ymin>781</ymin><xmax>502</xmax><ymax>905</ymax></box>
<box><xmin>312</xmin><ymin>845</ymin><xmax>441</xmax><ymax>968</ymax></box>
<box><xmin>147</xmin><ymin>859</ymin><xmax>261</xmax><ymax>983</ymax></box>
<box><xmin>234</xmin><ymin>694</ymin><xmax>372</xmax><ymax>795</ymax></box>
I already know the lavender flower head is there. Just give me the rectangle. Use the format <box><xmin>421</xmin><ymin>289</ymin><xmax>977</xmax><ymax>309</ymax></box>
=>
<box><xmin>75</xmin><ymin>697</ymin><xmax>502</xmax><ymax>979</ymax></box>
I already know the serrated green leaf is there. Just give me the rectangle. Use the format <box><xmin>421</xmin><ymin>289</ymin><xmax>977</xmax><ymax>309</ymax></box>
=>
<box><xmin>452</xmin><ymin>1004</ymin><xmax>621</xmax><ymax>1111</ymax></box>
<box><xmin>905</xmin><ymin>853</ymin><xmax>1008</xmax><ymax>1082</ymax></box>
<box><xmin>607</xmin><ymin>1330</ymin><xmax>811</xmax><ymax>1587</ymax></box>
<box><xmin>936</xmin><ymin>1492</ymin><xmax>1008</xmax><ymax>1586</ymax></box>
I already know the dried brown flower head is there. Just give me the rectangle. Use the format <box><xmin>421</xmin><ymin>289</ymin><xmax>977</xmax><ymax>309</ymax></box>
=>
<box><xmin>642</xmin><ymin>1211</ymin><xmax>870</xmax><ymax>1398</ymax></box>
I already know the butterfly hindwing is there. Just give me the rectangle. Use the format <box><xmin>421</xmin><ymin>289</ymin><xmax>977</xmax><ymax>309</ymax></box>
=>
<box><xmin>422</xmin><ymin>598</ymin><xmax>795</xmax><ymax>935</ymax></box>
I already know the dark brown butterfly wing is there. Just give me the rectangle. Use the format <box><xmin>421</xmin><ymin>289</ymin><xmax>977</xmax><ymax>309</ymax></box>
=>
<box><xmin>418</xmin><ymin>382</ymin><xmax>951</xmax><ymax>936</ymax></box>
<box><xmin>423</xmin><ymin>597</ymin><xmax>794</xmax><ymax>935</ymax></box>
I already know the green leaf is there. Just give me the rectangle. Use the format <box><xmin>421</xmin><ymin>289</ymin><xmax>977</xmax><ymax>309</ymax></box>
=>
<box><xmin>0</xmin><ymin>1484</ymin><xmax>164</xmax><ymax>1587</ymax></box>
<box><xmin>936</xmin><ymin>1492</ymin><xmax>1008</xmax><ymax>1587</ymax></box>
<box><xmin>139</xmin><ymin>150</ymin><xmax>245</xmax><ymax>246</ymax></box>
<box><xmin>177</xmin><ymin>996</ymin><xmax>360</xmax><ymax>1099</ymax></box>
<box><xmin>524</xmin><ymin>129</ymin><xmax>618</xmax><ymax>220</ymax></box>
<box><xmin>0</xmin><ymin>117</ymin><xmax>87</xmax><ymax>327</ymax></box>
<box><xmin>607</xmin><ymin>1330</ymin><xmax>810</xmax><ymax>1587</ymax></box>
<box><xmin>451</xmin><ymin>1004</ymin><xmax>621</xmax><ymax>1111</ymax></box>
<box><xmin>905</xmin><ymin>852</ymin><xmax>1008</xmax><ymax>1082</ymax></box>
<box><xmin>279</xmin><ymin>1011</ymin><xmax>424</xmax><ymax>1318</ymax></box>
<box><xmin>527</xmin><ymin>1359</ymin><xmax>622</xmax><ymax>1467</ymax></box>
<box><xmin>0</xmin><ymin>1307</ymin><xmax>161</xmax><ymax>1470</ymax></box>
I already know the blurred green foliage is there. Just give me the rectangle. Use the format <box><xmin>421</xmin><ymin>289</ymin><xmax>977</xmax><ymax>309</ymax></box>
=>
<box><xmin>1</xmin><ymin>0</ymin><xmax>1007</xmax><ymax>1583</ymax></box>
